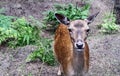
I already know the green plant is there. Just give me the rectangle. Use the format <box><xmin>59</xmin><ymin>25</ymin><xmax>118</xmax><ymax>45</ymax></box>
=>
<box><xmin>0</xmin><ymin>13</ymin><xmax>40</xmax><ymax>47</ymax></box>
<box><xmin>0</xmin><ymin>14</ymin><xmax>18</xmax><ymax>44</ymax></box>
<box><xmin>25</xmin><ymin>17</ymin><xmax>56</xmax><ymax>66</ymax></box>
<box><xmin>26</xmin><ymin>38</ymin><xmax>56</xmax><ymax>66</ymax></box>
<box><xmin>43</xmin><ymin>3</ymin><xmax>90</xmax><ymax>30</ymax></box>
<box><xmin>10</xmin><ymin>17</ymin><xmax>39</xmax><ymax>46</ymax></box>
<box><xmin>100</xmin><ymin>12</ymin><xmax>120</xmax><ymax>34</ymax></box>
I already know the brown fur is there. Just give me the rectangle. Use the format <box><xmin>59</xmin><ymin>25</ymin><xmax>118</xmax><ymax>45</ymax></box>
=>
<box><xmin>54</xmin><ymin>24</ymin><xmax>73</xmax><ymax>75</ymax></box>
<box><xmin>84</xmin><ymin>42</ymin><xmax>89</xmax><ymax>72</ymax></box>
<box><xmin>54</xmin><ymin>24</ymin><xmax>89</xmax><ymax>76</ymax></box>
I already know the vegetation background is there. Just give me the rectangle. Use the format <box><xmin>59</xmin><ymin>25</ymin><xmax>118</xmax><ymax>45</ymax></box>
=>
<box><xmin>0</xmin><ymin>0</ymin><xmax>120</xmax><ymax>76</ymax></box>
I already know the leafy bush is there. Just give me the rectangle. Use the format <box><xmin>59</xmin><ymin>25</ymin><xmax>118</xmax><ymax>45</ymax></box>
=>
<box><xmin>43</xmin><ymin>3</ymin><xmax>90</xmax><ymax>29</ymax></box>
<box><xmin>0</xmin><ymin>13</ymin><xmax>39</xmax><ymax>47</ymax></box>
<box><xmin>10</xmin><ymin>17</ymin><xmax>39</xmax><ymax>46</ymax></box>
<box><xmin>25</xmin><ymin>16</ymin><xmax>56</xmax><ymax>65</ymax></box>
<box><xmin>21</xmin><ymin>16</ymin><xmax>56</xmax><ymax>66</ymax></box>
<box><xmin>26</xmin><ymin>38</ymin><xmax>56</xmax><ymax>66</ymax></box>
<box><xmin>0</xmin><ymin>14</ymin><xmax>18</xmax><ymax>44</ymax></box>
<box><xmin>100</xmin><ymin>13</ymin><xmax>120</xmax><ymax>34</ymax></box>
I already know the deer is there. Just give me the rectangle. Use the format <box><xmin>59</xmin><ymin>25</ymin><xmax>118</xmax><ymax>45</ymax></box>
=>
<box><xmin>54</xmin><ymin>12</ymin><xmax>99</xmax><ymax>76</ymax></box>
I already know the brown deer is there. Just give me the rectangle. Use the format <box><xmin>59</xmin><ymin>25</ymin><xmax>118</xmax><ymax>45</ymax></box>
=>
<box><xmin>54</xmin><ymin>12</ymin><xmax>99</xmax><ymax>76</ymax></box>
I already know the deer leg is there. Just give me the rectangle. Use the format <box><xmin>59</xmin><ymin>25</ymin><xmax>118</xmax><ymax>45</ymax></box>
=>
<box><xmin>84</xmin><ymin>42</ymin><xmax>89</xmax><ymax>73</ymax></box>
<box><xmin>57</xmin><ymin>65</ymin><xmax>63</xmax><ymax>76</ymax></box>
<box><xmin>84</xmin><ymin>53</ymin><xmax>89</xmax><ymax>72</ymax></box>
<box><xmin>84</xmin><ymin>54</ymin><xmax>89</xmax><ymax>73</ymax></box>
<box><xmin>64</xmin><ymin>62</ymin><xmax>74</xmax><ymax>76</ymax></box>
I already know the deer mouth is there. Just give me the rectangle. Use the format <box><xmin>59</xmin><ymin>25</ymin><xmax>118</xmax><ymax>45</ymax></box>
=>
<box><xmin>75</xmin><ymin>48</ymin><xmax>84</xmax><ymax>52</ymax></box>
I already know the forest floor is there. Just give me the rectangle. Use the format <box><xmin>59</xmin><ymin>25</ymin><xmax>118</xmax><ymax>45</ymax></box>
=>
<box><xmin>0</xmin><ymin>0</ymin><xmax>120</xmax><ymax>76</ymax></box>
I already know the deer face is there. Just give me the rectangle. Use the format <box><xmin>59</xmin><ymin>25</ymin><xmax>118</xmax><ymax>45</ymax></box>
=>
<box><xmin>68</xmin><ymin>20</ymin><xmax>90</xmax><ymax>49</ymax></box>
<box><xmin>55</xmin><ymin>12</ymin><xmax>99</xmax><ymax>50</ymax></box>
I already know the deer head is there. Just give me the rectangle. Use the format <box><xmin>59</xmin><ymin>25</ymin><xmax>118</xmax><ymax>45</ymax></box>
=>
<box><xmin>55</xmin><ymin>12</ymin><xmax>99</xmax><ymax>51</ymax></box>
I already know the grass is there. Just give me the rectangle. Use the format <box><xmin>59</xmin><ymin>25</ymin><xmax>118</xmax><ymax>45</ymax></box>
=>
<box><xmin>100</xmin><ymin>12</ymin><xmax>120</xmax><ymax>34</ymax></box>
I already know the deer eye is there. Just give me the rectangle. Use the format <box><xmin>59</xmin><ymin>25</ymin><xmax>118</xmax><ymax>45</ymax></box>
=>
<box><xmin>86</xmin><ymin>29</ymin><xmax>90</xmax><ymax>32</ymax></box>
<box><xmin>68</xmin><ymin>28</ymin><xmax>72</xmax><ymax>32</ymax></box>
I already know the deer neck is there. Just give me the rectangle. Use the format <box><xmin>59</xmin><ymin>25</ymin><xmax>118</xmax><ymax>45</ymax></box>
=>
<box><xmin>72</xmin><ymin>44</ymin><xmax>85</xmax><ymax>74</ymax></box>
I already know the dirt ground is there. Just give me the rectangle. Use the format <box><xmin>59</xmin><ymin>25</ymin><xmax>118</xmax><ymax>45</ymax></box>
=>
<box><xmin>0</xmin><ymin>0</ymin><xmax>120</xmax><ymax>76</ymax></box>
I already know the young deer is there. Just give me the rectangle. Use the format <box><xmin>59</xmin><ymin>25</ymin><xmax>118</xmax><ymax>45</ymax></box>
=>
<box><xmin>54</xmin><ymin>12</ymin><xmax>99</xmax><ymax>76</ymax></box>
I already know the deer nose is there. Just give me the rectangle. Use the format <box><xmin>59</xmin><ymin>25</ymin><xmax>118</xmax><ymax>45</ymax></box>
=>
<box><xmin>76</xmin><ymin>44</ymin><xmax>83</xmax><ymax>49</ymax></box>
<box><xmin>76</xmin><ymin>40</ymin><xmax>83</xmax><ymax>49</ymax></box>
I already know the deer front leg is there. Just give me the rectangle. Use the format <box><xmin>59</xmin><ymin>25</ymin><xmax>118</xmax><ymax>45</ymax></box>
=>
<box><xmin>84</xmin><ymin>53</ymin><xmax>89</xmax><ymax>72</ymax></box>
<box><xmin>84</xmin><ymin>42</ymin><xmax>89</xmax><ymax>73</ymax></box>
<box><xmin>57</xmin><ymin>65</ymin><xmax>63</xmax><ymax>76</ymax></box>
<box><xmin>63</xmin><ymin>62</ymin><xmax>74</xmax><ymax>76</ymax></box>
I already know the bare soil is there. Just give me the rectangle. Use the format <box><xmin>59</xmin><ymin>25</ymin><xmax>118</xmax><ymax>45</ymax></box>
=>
<box><xmin>0</xmin><ymin>0</ymin><xmax>120</xmax><ymax>76</ymax></box>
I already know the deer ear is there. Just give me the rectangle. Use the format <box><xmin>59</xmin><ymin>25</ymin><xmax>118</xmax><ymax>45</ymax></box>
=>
<box><xmin>85</xmin><ymin>12</ymin><xmax>99</xmax><ymax>24</ymax></box>
<box><xmin>55</xmin><ymin>13</ymin><xmax>70</xmax><ymax>25</ymax></box>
